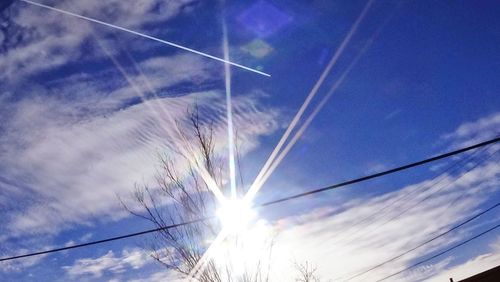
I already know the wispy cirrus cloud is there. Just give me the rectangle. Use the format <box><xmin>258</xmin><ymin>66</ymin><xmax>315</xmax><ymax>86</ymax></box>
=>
<box><xmin>62</xmin><ymin>248</ymin><xmax>149</xmax><ymax>278</ymax></box>
<box><xmin>128</xmin><ymin>271</ymin><xmax>181</xmax><ymax>282</ymax></box>
<box><xmin>1</xmin><ymin>0</ymin><xmax>197</xmax><ymax>82</ymax></box>
<box><xmin>266</xmin><ymin>160</ymin><xmax>498</xmax><ymax>281</ymax></box>
<box><xmin>257</xmin><ymin>113</ymin><xmax>500</xmax><ymax>281</ymax></box>
<box><xmin>65</xmin><ymin>138</ymin><xmax>498</xmax><ymax>281</ymax></box>
<box><xmin>0</xmin><ymin>3</ymin><xmax>281</xmax><ymax>274</ymax></box>
<box><xmin>1</xmin><ymin>2</ymin><xmax>498</xmax><ymax>280</ymax></box>
<box><xmin>424</xmin><ymin>236</ymin><xmax>500</xmax><ymax>281</ymax></box>
<box><xmin>0</xmin><ymin>90</ymin><xmax>279</xmax><ymax>237</ymax></box>
<box><xmin>440</xmin><ymin>112</ymin><xmax>500</xmax><ymax>149</ymax></box>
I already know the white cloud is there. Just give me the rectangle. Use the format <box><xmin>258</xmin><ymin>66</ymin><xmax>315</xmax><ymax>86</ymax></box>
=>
<box><xmin>264</xmin><ymin>154</ymin><xmax>499</xmax><ymax>281</ymax></box>
<box><xmin>1</xmin><ymin>0</ymin><xmax>197</xmax><ymax>82</ymax></box>
<box><xmin>128</xmin><ymin>270</ymin><xmax>181</xmax><ymax>282</ymax></box>
<box><xmin>63</xmin><ymin>248</ymin><xmax>148</xmax><ymax>278</ymax></box>
<box><xmin>170</xmin><ymin>111</ymin><xmax>498</xmax><ymax>282</ymax></box>
<box><xmin>1</xmin><ymin>3</ymin><xmax>498</xmax><ymax>279</ymax></box>
<box><xmin>0</xmin><ymin>1</ymin><xmax>281</xmax><ymax>277</ymax></box>
<box><xmin>0</xmin><ymin>246</ymin><xmax>50</xmax><ymax>273</ymax></box>
<box><xmin>0</xmin><ymin>90</ymin><xmax>279</xmax><ymax>236</ymax></box>
<box><xmin>0</xmin><ymin>0</ymin><xmax>280</xmax><ymax>240</ymax></box>
<box><xmin>440</xmin><ymin>112</ymin><xmax>499</xmax><ymax>149</ymax></box>
<box><xmin>426</xmin><ymin>236</ymin><xmax>500</xmax><ymax>281</ymax></box>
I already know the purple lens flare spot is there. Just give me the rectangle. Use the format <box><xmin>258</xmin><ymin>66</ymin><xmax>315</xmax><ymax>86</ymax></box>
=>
<box><xmin>237</xmin><ymin>0</ymin><xmax>293</xmax><ymax>38</ymax></box>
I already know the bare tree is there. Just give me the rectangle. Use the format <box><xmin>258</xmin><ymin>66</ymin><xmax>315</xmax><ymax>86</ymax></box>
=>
<box><xmin>125</xmin><ymin>106</ymin><xmax>271</xmax><ymax>281</ymax></box>
<box><xmin>125</xmin><ymin>106</ymin><xmax>328</xmax><ymax>281</ymax></box>
<box><xmin>294</xmin><ymin>261</ymin><xmax>321</xmax><ymax>282</ymax></box>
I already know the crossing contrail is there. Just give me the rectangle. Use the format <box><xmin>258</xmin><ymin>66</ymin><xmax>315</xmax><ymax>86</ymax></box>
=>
<box><xmin>249</xmin><ymin>2</ymin><xmax>398</xmax><ymax>194</ymax></box>
<box><xmin>20</xmin><ymin>0</ymin><xmax>271</xmax><ymax>77</ymax></box>
<box><xmin>189</xmin><ymin>0</ymin><xmax>376</xmax><ymax>276</ymax></box>
<box><xmin>244</xmin><ymin>0</ymin><xmax>376</xmax><ymax>202</ymax></box>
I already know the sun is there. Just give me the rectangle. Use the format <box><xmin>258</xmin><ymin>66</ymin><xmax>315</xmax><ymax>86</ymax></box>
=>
<box><xmin>217</xmin><ymin>199</ymin><xmax>255</xmax><ymax>231</ymax></box>
<box><xmin>217</xmin><ymin>198</ymin><xmax>256</xmax><ymax>234</ymax></box>
<box><xmin>211</xmin><ymin>200</ymin><xmax>273</xmax><ymax>278</ymax></box>
<box><xmin>189</xmin><ymin>198</ymin><xmax>275</xmax><ymax>280</ymax></box>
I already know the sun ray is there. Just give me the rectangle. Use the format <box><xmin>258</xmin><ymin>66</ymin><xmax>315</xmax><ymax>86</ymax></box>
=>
<box><xmin>187</xmin><ymin>5</ymin><xmax>241</xmax><ymax>279</ymax></box>
<box><xmin>116</xmin><ymin>45</ymin><xmax>226</xmax><ymax>203</ymax></box>
<box><xmin>187</xmin><ymin>197</ymin><xmax>261</xmax><ymax>281</ymax></box>
<box><xmin>222</xmin><ymin>15</ymin><xmax>237</xmax><ymax>199</ymax></box>
<box><xmin>187</xmin><ymin>228</ymin><xmax>230</xmax><ymax>281</ymax></box>
<box><xmin>96</xmin><ymin>38</ymin><xmax>226</xmax><ymax>203</ymax></box>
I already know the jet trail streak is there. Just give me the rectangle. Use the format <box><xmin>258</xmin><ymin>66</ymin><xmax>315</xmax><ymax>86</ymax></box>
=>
<box><xmin>245</xmin><ymin>0</ymin><xmax>376</xmax><ymax>202</ymax></box>
<box><xmin>20</xmin><ymin>0</ymin><xmax>271</xmax><ymax>77</ymax></box>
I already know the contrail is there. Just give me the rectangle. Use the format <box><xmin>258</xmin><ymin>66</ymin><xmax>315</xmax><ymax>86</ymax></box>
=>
<box><xmin>244</xmin><ymin>0</ymin><xmax>375</xmax><ymax>202</ymax></box>
<box><xmin>249</xmin><ymin>48</ymin><xmax>364</xmax><ymax>199</ymax></box>
<box><xmin>20</xmin><ymin>0</ymin><xmax>271</xmax><ymax>77</ymax></box>
<box><xmin>96</xmin><ymin>38</ymin><xmax>226</xmax><ymax>203</ymax></box>
<box><xmin>247</xmin><ymin>3</ymin><xmax>399</xmax><ymax>197</ymax></box>
<box><xmin>222</xmin><ymin>17</ymin><xmax>237</xmax><ymax>199</ymax></box>
<box><xmin>192</xmin><ymin>0</ymin><xmax>376</xmax><ymax>275</ymax></box>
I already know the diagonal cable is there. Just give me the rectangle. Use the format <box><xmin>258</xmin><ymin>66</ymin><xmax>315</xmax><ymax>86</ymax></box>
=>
<box><xmin>374</xmin><ymin>223</ymin><xmax>500</xmax><ymax>282</ymax></box>
<box><xmin>328</xmin><ymin>146</ymin><xmax>488</xmax><ymax>251</ymax></box>
<box><xmin>343</xmin><ymin>201</ymin><xmax>500</xmax><ymax>281</ymax></box>
<box><xmin>339</xmin><ymin>148</ymin><xmax>497</xmax><ymax>249</ymax></box>
<box><xmin>0</xmin><ymin>136</ymin><xmax>497</xmax><ymax>262</ymax></box>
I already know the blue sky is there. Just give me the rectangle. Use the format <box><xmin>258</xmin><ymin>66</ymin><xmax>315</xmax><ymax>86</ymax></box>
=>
<box><xmin>0</xmin><ymin>0</ymin><xmax>499</xmax><ymax>281</ymax></box>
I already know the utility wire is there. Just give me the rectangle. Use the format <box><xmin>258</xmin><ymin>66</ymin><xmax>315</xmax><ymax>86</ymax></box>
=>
<box><xmin>374</xmin><ymin>223</ymin><xmax>500</xmax><ymax>282</ymax></box>
<box><xmin>259</xmin><ymin>136</ymin><xmax>499</xmax><ymax>207</ymax></box>
<box><xmin>332</xmin><ymin>148</ymin><xmax>496</xmax><ymax>282</ymax></box>
<box><xmin>343</xmin><ymin>201</ymin><xmax>500</xmax><ymax>281</ymax></box>
<box><xmin>339</xmin><ymin>148</ymin><xmax>497</xmax><ymax>248</ymax></box>
<box><xmin>0</xmin><ymin>217</ymin><xmax>211</xmax><ymax>262</ymax></box>
<box><xmin>0</xmin><ymin>136</ymin><xmax>498</xmax><ymax>262</ymax></box>
<box><xmin>329</xmin><ymin>146</ymin><xmax>488</xmax><ymax>247</ymax></box>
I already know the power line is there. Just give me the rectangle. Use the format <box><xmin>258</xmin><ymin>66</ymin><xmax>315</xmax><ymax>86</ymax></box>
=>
<box><xmin>0</xmin><ymin>217</ymin><xmax>211</xmax><ymax>262</ymax></box>
<box><xmin>330</xmin><ymin>147</ymin><xmax>488</xmax><ymax>248</ymax></box>
<box><xmin>332</xmin><ymin>149</ymin><xmax>495</xmax><ymax>281</ymax></box>
<box><xmin>343</xmin><ymin>201</ymin><xmax>500</xmax><ymax>281</ymax></box>
<box><xmin>259</xmin><ymin>136</ymin><xmax>499</xmax><ymax>207</ymax></box>
<box><xmin>0</xmin><ymin>136</ymin><xmax>498</xmax><ymax>262</ymax></box>
<box><xmin>374</xmin><ymin>223</ymin><xmax>500</xmax><ymax>282</ymax></box>
<box><xmin>338</xmin><ymin>148</ymin><xmax>497</xmax><ymax>248</ymax></box>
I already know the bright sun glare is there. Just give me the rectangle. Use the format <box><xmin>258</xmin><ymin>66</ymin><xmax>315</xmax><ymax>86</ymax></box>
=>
<box><xmin>211</xmin><ymin>199</ymin><xmax>273</xmax><ymax>278</ymax></box>
<box><xmin>217</xmin><ymin>199</ymin><xmax>256</xmax><ymax>234</ymax></box>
